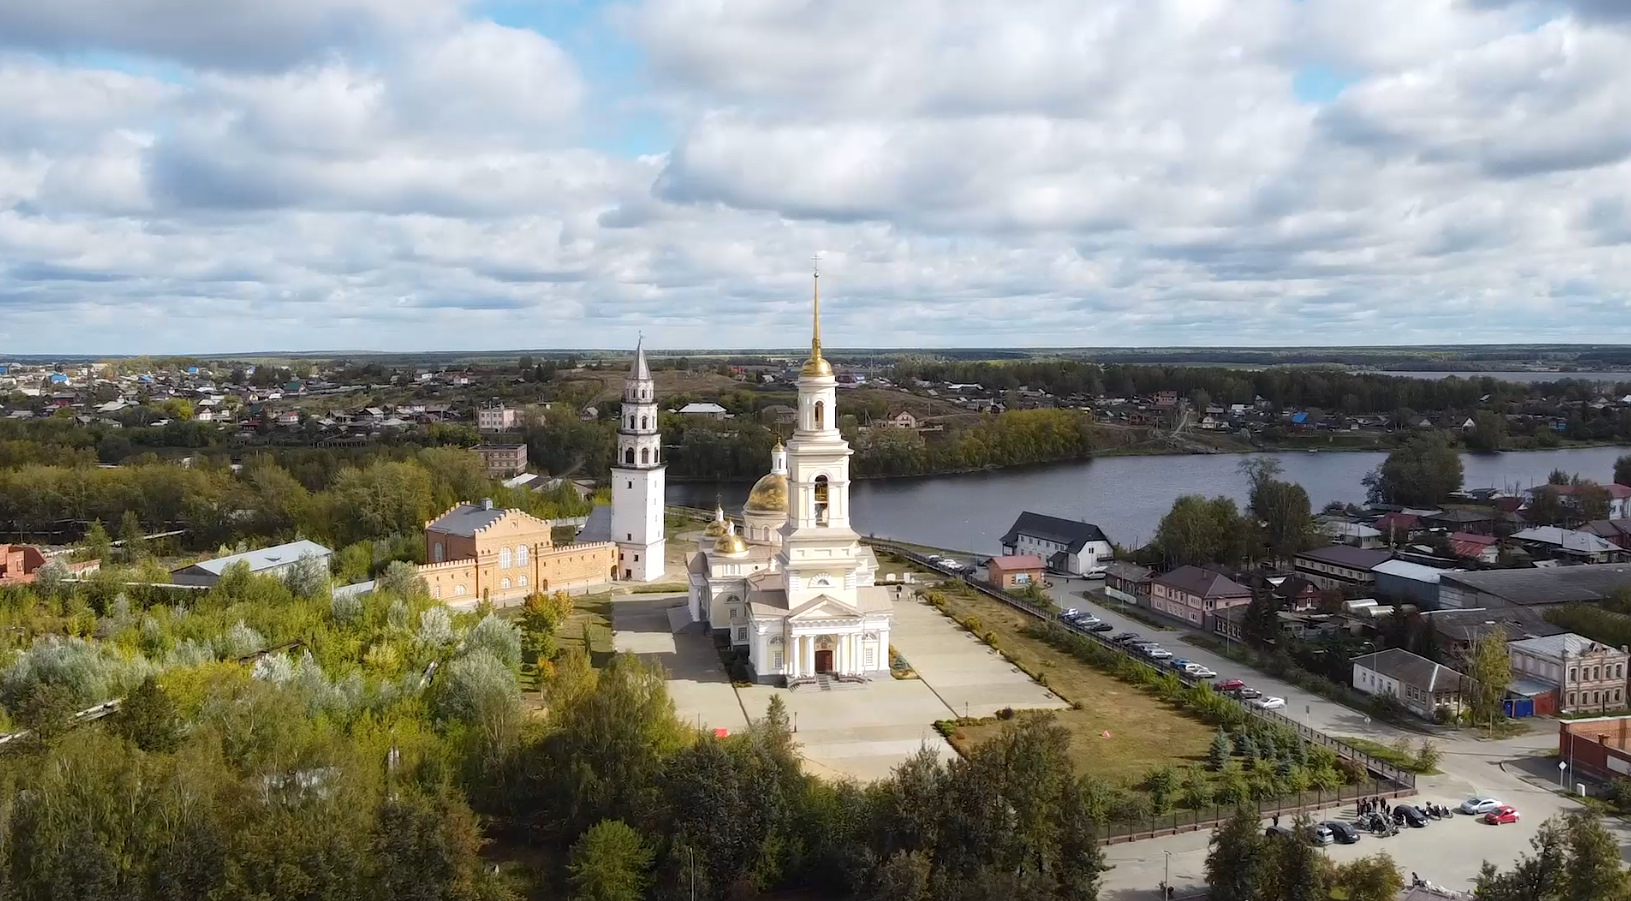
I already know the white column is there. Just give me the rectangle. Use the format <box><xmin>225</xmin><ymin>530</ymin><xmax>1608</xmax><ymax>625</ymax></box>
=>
<box><xmin>787</xmin><ymin>635</ymin><xmax>798</xmax><ymax>677</ymax></box>
<box><xmin>804</xmin><ymin>634</ymin><xmax>815</xmax><ymax>675</ymax></box>
<box><xmin>838</xmin><ymin>633</ymin><xmax>849</xmax><ymax>674</ymax></box>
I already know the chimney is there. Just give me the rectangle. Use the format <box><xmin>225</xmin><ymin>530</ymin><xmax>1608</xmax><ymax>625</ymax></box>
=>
<box><xmin>481</xmin><ymin>498</ymin><xmax>493</xmax><ymax>511</ymax></box>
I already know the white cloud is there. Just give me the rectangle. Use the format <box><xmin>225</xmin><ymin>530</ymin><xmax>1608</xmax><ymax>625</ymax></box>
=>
<box><xmin>1</xmin><ymin>0</ymin><xmax>1631</xmax><ymax>352</ymax></box>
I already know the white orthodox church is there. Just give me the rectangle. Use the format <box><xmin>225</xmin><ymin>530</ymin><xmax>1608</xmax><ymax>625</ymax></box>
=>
<box><xmin>679</xmin><ymin>271</ymin><xmax>894</xmax><ymax>683</ymax></box>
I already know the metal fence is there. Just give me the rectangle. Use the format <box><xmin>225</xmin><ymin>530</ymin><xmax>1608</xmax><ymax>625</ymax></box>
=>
<box><xmin>866</xmin><ymin>539</ymin><xmax>1417</xmax><ymax>791</ymax></box>
<box><xmin>1099</xmin><ymin>778</ymin><xmax>1413</xmax><ymax>843</ymax></box>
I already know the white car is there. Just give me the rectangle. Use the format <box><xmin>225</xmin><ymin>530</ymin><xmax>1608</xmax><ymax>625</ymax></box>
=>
<box><xmin>1251</xmin><ymin>696</ymin><xmax>1287</xmax><ymax>710</ymax></box>
<box><xmin>1145</xmin><ymin>647</ymin><xmax>1173</xmax><ymax>660</ymax></box>
<box><xmin>940</xmin><ymin>560</ymin><xmax>965</xmax><ymax>572</ymax></box>
<box><xmin>1185</xmin><ymin>664</ymin><xmax>1217</xmax><ymax>678</ymax></box>
<box><xmin>1460</xmin><ymin>797</ymin><xmax>1502</xmax><ymax>815</ymax></box>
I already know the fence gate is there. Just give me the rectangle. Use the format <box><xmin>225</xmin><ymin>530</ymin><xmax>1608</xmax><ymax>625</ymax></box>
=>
<box><xmin>1504</xmin><ymin>697</ymin><xmax>1534</xmax><ymax>718</ymax></box>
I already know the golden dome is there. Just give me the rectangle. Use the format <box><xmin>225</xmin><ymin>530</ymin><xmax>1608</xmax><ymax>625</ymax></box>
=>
<box><xmin>713</xmin><ymin>523</ymin><xmax>748</xmax><ymax>556</ymax></box>
<box><xmin>800</xmin><ymin>355</ymin><xmax>833</xmax><ymax>378</ymax></box>
<box><xmin>745</xmin><ymin>472</ymin><xmax>788</xmax><ymax>514</ymax></box>
<box><xmin>704</xmin><ymin>506</ymin><xmax>730</xmax><ymax>538</ymax></box>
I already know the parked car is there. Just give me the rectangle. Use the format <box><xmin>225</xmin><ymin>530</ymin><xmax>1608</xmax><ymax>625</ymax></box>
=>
<box><xmin>1214</xmin><ymin>679</ymin><xmax>1246</xmax><ymax>692</ymax></box>
<box><xmin>1484</xmin><ymin>806</ymin><xmax>1520</xmax><ymax>826</ymax></box>
<box><xmin>1396</xmin><ymin>805</ymin><xmax>1428</xmax><ymax>828</ymax></box>
<box><xmin>1306</xmin><ymin>824</ymin><xmax>1334</xmax><ymax>846</ymax></box>
<box><xmin>1459</xmin><ymin>797</ymin><xmax>1501</xmax><ymax>816</ymax></box>
<box><xmin>940</xmin><ymin>560</ymin><xmax>966</xmax><ymax>572</ymax></box>
<box><xmin>1185</xmin><ymin>664</ymin><xmax>1217</xmax><ymax>679</ymax></box>
<box><xmin>1059</xmin><ymin>608</ymin><xmax>1080</xmax><ymax>620</ymax></box>
<box><xmin>1112</xmin><ymin>632</ymin><xmax>1142</xmax><ymax>644</ymax></box>
<box><xmin>1087</xmin><ymin>622</ymin><xmax>1115</xmax><ymax>633</ymax></box>
<box><xmin>1264</xmin><ymin>825</ymin><xmax>1295</xmax><ymax>841</ymax></box>
<box><xmin>1145</xmin><ymin>647</ymin><xmax>1173</xmax><ymax>660</ymax></box>
<box><xmin>1251</xmin><ymin>696</ymin><xmax>1286</xmax><ymax>710</ymax></box>
<box><xmin>1170</xmin><ymin>658</ymin><xmax>1192</xmax><ymax>669</ymax></box>
<box><xmin>925</xmin><ymin>554</ymin><xmax>942</xmax><ymax>563</ymax></box>
<box><xmin>1320</xmin><ymin>821</ymin><xmax>1359</xmax><ymax>844</ymax></box>
<box><xmin>1237</xmin><ymin>687</ymin><xmax>1263</xmax><ymax>700</ymax></box>
<box><xmin>1073</xmin><ymin>615</ymin><xmax>1102</xmax><ymax>627</ymax></box>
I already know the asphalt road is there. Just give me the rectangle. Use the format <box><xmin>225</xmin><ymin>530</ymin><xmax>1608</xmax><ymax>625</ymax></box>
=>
<box><xmin>1036</xmin><ymin>575</ymin><xmax>1631</xmax><ymax>898</ymax></box>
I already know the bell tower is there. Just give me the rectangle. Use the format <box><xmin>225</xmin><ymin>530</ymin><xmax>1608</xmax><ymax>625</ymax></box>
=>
<box><xmin>777</xmin><ymin>261</ymin><xmax>862</xmax><ymax>608</ymax></box>
<box><xmin>610</xmin><ymin>338</ymin><xmax>666</xmax><ymax>581</ymax></box>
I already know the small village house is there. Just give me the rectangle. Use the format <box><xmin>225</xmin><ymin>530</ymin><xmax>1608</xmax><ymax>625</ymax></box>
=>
<box><xmin>1103</xmin><ymin>561</ymin><xmax>1152</xmax><ymax>604</ymax></box>
<box><xmin>1293</xmin><ymin>545</ymin><xmax>1393</xmax><ymax>592</ymax></box>
<box><xmin>1148</xmin><ymin>565</ymin><xmax>1252</xmax><ymax>630</ymax></box>
<box><xmin>986</xmin><ymin>554</ymin><xmax>1044</xmax><ymax>590</ymax></box>
<box><xmin>1350</xmin><ymin>648</ymin><xmax>1468</xmax><ymax>720</ymax></box>
<box><xmin>172</xmin><ymin>540</ymin><xmax>333</xmax><ymax>588</ymax></box>
<box><xmin>998</xmin><ymin>512</ymin><xmax>1113</xmax><ymax>576</ymax></box>
<box><xmin>473</xmin><ymin>443</ymin><xmax>528</xmax><ymax>478</ymax></box>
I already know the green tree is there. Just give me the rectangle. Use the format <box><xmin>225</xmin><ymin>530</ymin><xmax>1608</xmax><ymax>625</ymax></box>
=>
<box><xmin>1153</xmin><ymin>495</ymin><xmax>1246</xmax><ymax>568</ymax></box>
<box><xmin>82</xmin><ymin>518</ymin><xmax>112</xmax><ymax>563</ymax></box>
<box><xmin>1256</xmin><ymin>815</ymin><xmax>1328</xmax><ymax>901</ymax></box>
<box><xmin>1363</xmin><ymin>433</ymin><xmax>1463</xmax><ymax>506</ymax></box>
<box><xmin>568</xmin><ymin>819</ymin><xmax>655</xmax><ymax>901</ymax></box>
<box><xmin>1527</xmin><ymin>485</ymin><xmax>1566</xmax><ymax>526</ymax></box>
<box><xmin>868</xmin><ymin>850</ymin><xmax>931</xmax><ymax>901</ymax></box>
<box><xmin>1465</xmin><ymin>411</ymin><xmax>1506</xmax><ymax>452</ymax></box>
<box><xmin>1461</xmin><ymin>634</ymin><xmax>1510</xmax><ymax>729</ymax></box>
<box><xmin>1208</xmin><ymin>728</ymin><xmax>1232</xmax><ymax>770</ymax></box>
<box><xmin>369</xmin><ymin>789</ymin><xmax>496</xmax><ymax>901</ymax></box>
<box><xmin>118</xmin><ymin>509</ymin><xmax>147</xmax><ymax>561</ymax></box>
<box><xmin>1560</xmin><ymin>809</ymin><xmax>1631</xmax><ymax>901</ymax></box>
<box><xmin>1242</xmin><ymin>588</ymin><xmax>1280</xmax><ymax>648</ymax></box>
<box><xmin>1330</xmin><ymin>853</ymin><xmax>1402</xmax><ymax>901</ymax></box>
<box><xmin>1615</xmin><ymin>454</ymin><xmax>1631</xmax><ymax>488</ymax></box>
<box><xmin>1204</xmin><ymin>806</ymin><xmax>1265</xmax><ymax>901</ymax></box>
<box><xmin>376</xmin><ymin>560</ymin><xmax>427</xmax><ymax>599</ymax></box>
<box><xmin>109</xmin><ymin>675</ymin><xmax>182</xmax><ymax>753</ymax></box>
<box><xmin>1239</xmin><ymin>458</ymin><xmax>1316</xmax><ymax>563</ymax></box>
<box><xmin>1575</xmin><ymin>480</ymin><xmax>1613</xmax><ymax>522</ymax></box>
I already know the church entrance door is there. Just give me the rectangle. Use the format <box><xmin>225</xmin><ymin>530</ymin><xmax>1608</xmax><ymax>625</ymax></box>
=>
<box><xmin>814</xmin><ymin>649</ymin><xmax>834</xmax><ymax>674</ymax></box>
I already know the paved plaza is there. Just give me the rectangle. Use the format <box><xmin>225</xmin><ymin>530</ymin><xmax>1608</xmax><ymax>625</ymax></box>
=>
<box><xmin>611</xmin><ymin>591</ymin><xmax>1069</xmax><ymax>782</ymax></box>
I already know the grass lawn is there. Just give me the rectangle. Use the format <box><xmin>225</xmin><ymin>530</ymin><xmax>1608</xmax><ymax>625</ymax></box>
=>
<box><xmin>1340</xmin><ymin>737</ymin><xmax>1440</xmax><ymax>775</ymax></box>
<box><xmin>934</xmin><ymin>583</ymin><xmax>1215</xmax><ymax>786</ymax></box>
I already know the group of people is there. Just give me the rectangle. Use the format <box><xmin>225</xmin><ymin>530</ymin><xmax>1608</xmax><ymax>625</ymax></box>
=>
<box><xmin>1356</xmin><ymin>796</ymin><xmax>1392</xmax><ymax>818</ymax></box>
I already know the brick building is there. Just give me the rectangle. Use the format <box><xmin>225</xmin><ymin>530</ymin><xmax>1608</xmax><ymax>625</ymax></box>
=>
<box><xmin>473</xmin><ymin>443</ymin><xmax>528</xmax><ymax>478</ymax></box>
<box><xmin>1148</xmin><ymin>566</ymin><xmax>1252</xmax><ymax>629</ymax></box>
<box><xmin>986</xmin><ymin>554</ymin><xmax>1044</xmax><ymax>590</ymax></box>
<box><xmin>418</xmin><ymin>500</ymin><xmax>614</xmax><ymax>607</ymax></box>
<box><xmin>477</xmin><ymin>406</ymin><xmax>521</xmax><ymax>433</ymax></box>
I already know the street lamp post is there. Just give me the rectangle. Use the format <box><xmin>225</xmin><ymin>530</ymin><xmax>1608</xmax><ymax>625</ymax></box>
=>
<box><xmin>1163</xmin><ymin>850</ymin><xmax>1172</xmax><ymax>900</ymax></box>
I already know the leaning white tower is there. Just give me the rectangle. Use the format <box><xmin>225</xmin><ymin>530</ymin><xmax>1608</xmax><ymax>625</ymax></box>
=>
<box><xmin>610</xmin><ymin>339</ymin><xmax>666</xmax><ymax>581</ymax></box>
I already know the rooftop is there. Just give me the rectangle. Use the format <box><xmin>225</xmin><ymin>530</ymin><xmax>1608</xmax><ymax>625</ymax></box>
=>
<box><xmin>426</xmin><ymin>500</ymin><xmax>516</xmax><ymax>537</ymax></box>
<box><xmin>1152</xmin><ymin>565</ymin><xmax>1252</xmax><ymax>599</ymax></box>
<box><xmin>1296</xmin><ymin>545</ymin><xmax>1394</xmax><ymax>570</ymax></box>
<box><xmin>998</xmin><ymin>511</ymin><xmax>1110</xmax><ymax>553</ymax></box>
<box><xmin>1510</xmin><ymin>527</ymin><xmax>1619</xmax><ymax>555</ymax></box>
<box><xmin>1439</xmin><ymin>565</ymin><xmax>1631</xmax><ymax>606</ymax></box>
<box><xmin>183</xmin><ymin>540</ymin><xmax>332</xmax><ymax>576</ymax></box>
<box><xmin>1508</xmin><ymin>632</ymin><xmax>1625</xmax><ymax>660</ymax></box>
<box><xmin>987</xmin><ymin>554</ymin><xmax>1044</xmax><ymax>573</ymax></box>
<box><xmin>1351</xmin><ymin>647</ymin><xmax>1467</xmax><ymax>692</ymax></box>
<box><xmin>1372</xmin><ymin>559</ymin><xmax>1458</xmax><ymax>583</ymax></box>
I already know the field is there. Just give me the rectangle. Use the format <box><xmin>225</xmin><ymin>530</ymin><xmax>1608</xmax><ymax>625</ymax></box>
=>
<box><xmin>932</xmin><ymin>582</ymin><xmax>1214</xmax><ymax>785</ymax></box>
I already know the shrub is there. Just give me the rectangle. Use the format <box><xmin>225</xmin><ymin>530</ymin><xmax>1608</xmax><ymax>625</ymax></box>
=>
<box><xmin>962</xmin><ymin>615</ymin><xmax>984</xmax><ymax>634</ymax></box>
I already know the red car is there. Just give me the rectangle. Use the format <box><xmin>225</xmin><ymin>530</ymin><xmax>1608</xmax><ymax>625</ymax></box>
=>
<box><xmin>1214</xmin><ymin>679</ymin><xmax>1246</xmax><ymax>692</ymax></box>
<box><xmin>1484</xmin><ymin>806</ymin><xmax>1520</xmax><ymax>825</ymax></box>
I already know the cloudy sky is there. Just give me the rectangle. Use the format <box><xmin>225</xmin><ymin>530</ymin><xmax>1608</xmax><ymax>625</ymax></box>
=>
<box><xmin>3</xmin><ymin>0</ymin><xmax>1631</xmax><ymax>354</ymax></box>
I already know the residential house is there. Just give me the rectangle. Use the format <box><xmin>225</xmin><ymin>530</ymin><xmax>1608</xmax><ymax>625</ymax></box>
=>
<box><xmin>1510</xmin><ymin>526</ymin><xmax>1624</xmax><ymax>563</ymax></box>
<box><xmin>1103</xmin><ymin>561</ymin><xmax>1152</xmax><ymax>604</ymax></box>
<box><xmin>172</xmin><ymin>540</ymin><xmax>334</xmax><ymax>588</ymax></box>
<box><xmin>477</xmin><ymin>406</ymin><xmax>522</xmax><ymax>433</ymax></box>
<box><xmin>1424</xmin><ymin>508</ymin><xmax>1498</xmax><ymax>535</ymax></box>
<box><xmin>882</xmin><ymin>410</ymin><xmax>920</xmax><ymax>429</ymax></box>
<box><xmin>1537</xmin><ymin>483</ymin><xmax>1631</xmax><ymax>520</ymax></box>
<box><xmin>1271</xmin><ymin>574</ymin><xmax>1323</xmax><ymax>611</ymax></box>
<box><xmin>1508</xmin><ymin>633</ymin><xmax>1629</xmax><ymax>715</ymax></box>
<box><xmin>998</xmin><ymin>512</ymin><xmax>1113</xmax><ymax>576</ymax></box>
<box><xmin>1149</xmin><ymin>566</ymin><xmax>1253</xmax><ymax>629</ymax></box>
<box><xmin>1437</xmin><ymin>566</ymin><xmax>1631</xmax><ymax>610</ymax></box>
<box><xmin>1425</xmin><ymin>607</ymin><xmax>1565</xmax><ymax>660</ymax></box>
<box><xmin>0</xmin><ymin>545</ymin><xmax>97</xmax><ymax>583</ymax></box>
<box><xmin>758</xmin><ymin>404</ymin><xmax>798</xmax><ymax>426</ymax></box>
<box><xmin>1448</xmin><ymin>532</ymin><xmax>1500</xmax><ymax>563</ymax></box>
<box><xmin>473</xmin><ymin>443</ymin><xmax>528</xmax><ymax>478</ymax></box>
<box><xmin>1371</xmin><ymin>512</ymin><xmax>1422</xmax><ymax>543</ymax></box>
<box><xmin>676</xmin><ymin>402</ymin><xmax>728</xmax><ymax>419</ymax></box>
<box><xmin>1350</xmin><ymin>648</ymin><xmax>1468</xmax><ymax>720</ymax></box>
<box><xmin>1321</xmin><ymin>519</ymin><xmax>1383</xmax><ymax>548</ymax></box>
<box><xmin>986</xmin><ymin>555</ymin><xmax>1045</xmax><ymax>590</ymax></box>
<box><xmin>1293</xmin><ymin>545</ymin><xmax>1393</xmax><ymax>591</ymax></box>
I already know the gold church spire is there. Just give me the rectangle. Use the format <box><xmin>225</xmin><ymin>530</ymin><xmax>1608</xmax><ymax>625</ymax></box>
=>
<box><xmin>801</xmin><ymin>255</ymin><xmax>833</xmax><ymax>377</ymax></box>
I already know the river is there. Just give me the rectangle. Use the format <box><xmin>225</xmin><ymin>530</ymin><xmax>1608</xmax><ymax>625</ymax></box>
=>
<box><xmin>1371</xmin><ymin>371</ymin><xmax>1631</xmax><ymax>385</ymax></box>
<box><xmin>667</xmin><ymin>446</ymin><xmax>1631</xmax><ymax>555</ymax></box>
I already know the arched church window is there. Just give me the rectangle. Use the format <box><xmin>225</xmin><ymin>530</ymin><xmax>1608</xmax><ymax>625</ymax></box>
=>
<box><xmin>814</xmin><ymin>475</ymin><xmax>830</xmax><ymax>525</ymax></box>
<box><xmin>625</xmin><ymin>448</ymin><xmax>635</xmax><ymax>465</ymax></box>
<box><xmin>628</xmin><ymin>415</ymin><xmax>635</xmax><ymax>429</ymax></box>
<box><xmin>640</xmin><ymin>415</ymin><xmax>648</xmax><ymax>430</ymax></box>
<box><xmin>517</xmin><ymin>545</ymin><xmax>528</xmax><ymax>566</ymax></box>
<box><xmin>814</xmin><ymin>400</ymin><xmax>825</xmax><ymax>429</ymax></box>
<box><xmin>640</xmin><ymin>447</ymin><xmax>650</xmax><ymax>465</ymax></box>
<box><xmin>500</xmin><ymin>547</ymin><xmax>511</xmax><ymax>569</ymax></box>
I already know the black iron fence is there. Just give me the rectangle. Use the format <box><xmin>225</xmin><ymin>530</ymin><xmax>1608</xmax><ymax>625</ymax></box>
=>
<box><xmin>866</xmin><ymin>538</ymin><xmax>1417</xmax><ymax>791</ymax></box>
<box><xmin>1099</xmin><ymin>778</ymin><xmax>1411</xmax><ymax>843</ymax></box>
